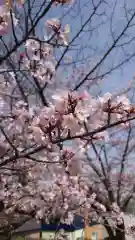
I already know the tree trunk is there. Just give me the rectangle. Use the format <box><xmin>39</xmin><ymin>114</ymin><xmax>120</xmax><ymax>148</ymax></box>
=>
<box><xmin>104</xmin><ymin>218</ymin><xmax>126</xmax><ymax>240</ymax></box>
<box><xmin>0</xmin><ymin>231</ymin><xmax>12</xmax><ymax>240</ymax></box>
<box><xmin>115</xmin><ymin>220</ymin><xmax>126</xmax><ymax>240</ymax></box>
<box><xmin>0</xmin><ymin>235</ymin><xmax>12</xmax><ymax>240</ymax></box>
<box><xmin>103</xmin><ymin>218</ymin><xmax>115</xmax><ymax>240</ymax></box>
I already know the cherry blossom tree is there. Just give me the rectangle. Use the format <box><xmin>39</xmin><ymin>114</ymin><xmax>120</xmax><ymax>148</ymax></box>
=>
<box><xmin>0</xmin><ymin>0</ymin><xmax>135</xmax><ymax>240</ymax></box>
<box><xmin>83</xmin><ymin>96</ymin><xmax>135</xmax><ymax>240</ymax></box>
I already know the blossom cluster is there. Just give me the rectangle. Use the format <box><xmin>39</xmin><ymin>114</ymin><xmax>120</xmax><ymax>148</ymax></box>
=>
<box><xmin>30</xmin><ymin>90</ymin><xmax>133</xmax><ymax>145</ymax></box>
<box><xmin>110</xmin><ymin>203</ymin><xmax>124</xmax><ymax>226</ymax></box>
<box><xmin>0</xmin><ymin>150</ymin><xmax>105</xmax><ymax>222</ymax></box>
<box><xmin>23</xmin><ymin>39</ymin><xmax>56</xmax><ymax>85</ymax></box>
<box><xmin>5</xmin><ymin>0</ymin><xmax>24</xmax><ymax>8</ymax></box>
<box><xmin>0</xmin><ymin>80</ymin><xmax>134</xmax><ymax>223</ymax></box>
<box><xmin>0</xmin><ymin>4</ymin><xmax>18</xmax><ymax>35</ymax></box>
<box><xmin>45</xmin><ymin>18</ymin><xmax>69</xmax><ymax>46</ymax></box>
<box><xmin>53</xmin><ymin>0</ymin><xmax>72</xmax><ymax>5</ymax></box>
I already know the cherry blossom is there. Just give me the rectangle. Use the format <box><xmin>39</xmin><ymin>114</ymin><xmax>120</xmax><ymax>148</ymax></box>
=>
<box><xmin>23</xmin><ymin>38</ymin><xmax>56</xmax><ymax>85</ymax></box>
<box><xmin>5</xmin><ymin>0</ymin><xmax>24</xmax><ymax>9</ymax></box>
<box><xmin>0</xmin><ymin>4</ymin><xmax>18</xmax><ymax>34</ymax></box>
<box><xmin>0</xmin><ymin>82</ymin><xmax>134</xmax><ymax>227</ymax></box>
<box><xmin>46</xmin><ymin>18</ymin><xmax>69</xmax><ymax>46</ymax></box>
<box><xmin>53</xmin><ymin>0</ymin><xmax>72</xmax><ymax>5</ymax></box>
<box><xmin>0</xmin><ymin>1</ymin><xmax>135</xmax><ymax>239</ymax></box>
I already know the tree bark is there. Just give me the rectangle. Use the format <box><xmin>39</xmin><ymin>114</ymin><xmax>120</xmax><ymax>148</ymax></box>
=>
<box><xmin>104</xmin><ymin>218</ymin><xmax>126</xmax><ymax>240</ymax></box>
<box><xmin>104</xmin><ymin>218</ymin><xmax>115</xmax><ymax>240</ymax></box>
<box><xmin>0</xmin><ymin>234</ymin><xmax>12</xmax><ymax>240</ymax></box>
<box><xmin>115</xmin><ymin>221</ymin><xmax>126</xmax><ymax>240</ymax></box>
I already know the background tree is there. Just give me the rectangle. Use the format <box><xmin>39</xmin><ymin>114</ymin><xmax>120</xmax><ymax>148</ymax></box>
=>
<box><xmin>84</xmin><ymin>99</ymin><xmax>135</xmax><ymax>240</ymax></box>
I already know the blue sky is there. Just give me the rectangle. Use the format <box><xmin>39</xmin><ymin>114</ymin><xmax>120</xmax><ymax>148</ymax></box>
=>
<box><xmin>1</xmin><ymin>0</ymin><xmax>135</xmax><ymax>95</ymax></box>
<box><xmin>37</xmin><ymin>0</ymin><xmax>135</xmax><ymax>95</ymax></box>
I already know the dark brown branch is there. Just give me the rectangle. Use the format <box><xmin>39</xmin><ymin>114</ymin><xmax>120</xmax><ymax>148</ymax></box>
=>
<box><xmin>0</xmin><ymin>115</ymin><xmax>135</xmax><ymax>168</ymax></box>
<box><xmin>55</xmin><ymin>0</ymin><xmax>103</xmax><ymax>70</ymax></box>
<box><xmin>74</xmin><ymin>11</ymin><xmax>135</xmax><ymax>90</ymax></box>
<box><xmin>51</xmin><ymin>115</ymin><xmax>135</xmax><ymax>144</ymax></box>
<box><xmin>0</xmin><ymin>0</ymin><xmax>53</xmax><ymax>65</ymax></box>
<box><xmin>91</xmin><ymin>141</ymin><xmax>115</xmax><ymax>203</ymax></box>
<box><xmin>117</xmin><ymin>126</ymin><xmax>132</xmax><ymax>205</ymax></box>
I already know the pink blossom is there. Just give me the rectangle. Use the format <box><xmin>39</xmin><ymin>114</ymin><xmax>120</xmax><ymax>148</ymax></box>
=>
<box><xmin>0</xmin><ymin>5</ymin><xmax>18</xmax><ymax>35</ymax></box>
<box><xmin>116</xmin><ymin>95</ymin><xmax>130</xmax><ymax>110</ymax></box>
